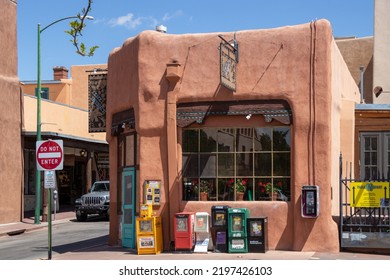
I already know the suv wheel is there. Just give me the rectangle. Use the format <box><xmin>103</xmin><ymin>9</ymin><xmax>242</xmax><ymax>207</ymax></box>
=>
<box><xmin>76</xmin><ymin>211</ymin><xmax>88</xmax><ymax>222</ymax></box>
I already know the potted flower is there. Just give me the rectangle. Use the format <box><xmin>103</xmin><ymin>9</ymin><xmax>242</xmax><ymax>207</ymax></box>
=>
<box><xmin>199</xmin><ymin>180</ymin><xmax>210</xmax><ymax>201</ymax></box>
<box><xmin>261</xmin><ymin>181</ymin><xmax>282</xmax><ymax>200</ymax></box>
<box><xmin>232</xmin><ymin>178</ymin><xmax>247</xmax><ymax>200</ymax></box>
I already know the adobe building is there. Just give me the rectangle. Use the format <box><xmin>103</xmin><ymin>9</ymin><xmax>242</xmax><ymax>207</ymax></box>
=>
<box><xmin>333</xmin><ymin>1</ymin><xmax>390</xmax><ymax>251</ymax></box>
<box><xmin>106</xmin><ymin>19</ymin><xmax>359</xmax><ymax>252</ymax></box>
<box><xmin>335</xmin><ymin>0</ymin><xmax>390</xmax><ymax>183</ymax></box>
<box><xmin>0</xmin><ymin>0</ymin><xmax>22</xmax><ymax>224</ymax></box>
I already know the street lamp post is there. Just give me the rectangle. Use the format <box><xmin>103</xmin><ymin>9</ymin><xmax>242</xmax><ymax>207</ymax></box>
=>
<box><xmin>34</xmin><ymin>15</ymin><xmax>93</xmax><ymax>224</ymax></box>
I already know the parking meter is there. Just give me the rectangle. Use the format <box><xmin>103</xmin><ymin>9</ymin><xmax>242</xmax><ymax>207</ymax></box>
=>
<box><xmin>53</xmin><ymin>190</ymin><xmax>58</xmax><ymax>220</ymax></box>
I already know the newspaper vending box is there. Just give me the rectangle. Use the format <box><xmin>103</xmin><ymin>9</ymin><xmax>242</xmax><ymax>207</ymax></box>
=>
<box><xmin>227</xmin><ymin>208</ymin><xmax>250</xmax><ymax>253</ymax></box>
<box><xmin>211</xmin><ymin>205</ymin><xmax>230</xmax><ymax>252</ymax></box>
<box><xmin>194</xmin><ymin>212</ymin><xmax>213</xmax><ymax>252</ymax></box>
<box><xmin>174</xmin><ymin>212</ymin><xmax>195</xmax><ymax>250</ymax></box>
<box><xmin>136</xmin><ymin>204</ymin><xmax>163</xmax><ymax>255</ymax></box>
<box><xmin>247</xmin><ymin>217</ymin><xmax>268</xmax><ymax>253</ymax></box>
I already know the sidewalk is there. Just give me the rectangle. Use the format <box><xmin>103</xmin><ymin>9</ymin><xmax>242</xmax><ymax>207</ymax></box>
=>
<box><xmin>0</xmin><ymin>209</ymin><xmax>75</xmax><ymax>238</ymax></box>
<box><xmin>1</xmin><ymin>210</ymin><xmax>390</xmax><ymax>260</ymax></box>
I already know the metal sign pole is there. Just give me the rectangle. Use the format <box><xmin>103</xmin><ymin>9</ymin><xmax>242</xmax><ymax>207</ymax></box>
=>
<box><xmin>48</xmin><ymin>188</ymin><xmax>52</xmax><ymax>260</ymax></box>
<box><xmin>44</xmin><ymin>170</ymin><xmax>56</xmax><ymax>260</ymax></box>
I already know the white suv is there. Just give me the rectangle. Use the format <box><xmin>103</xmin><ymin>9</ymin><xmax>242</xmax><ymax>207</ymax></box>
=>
<box><xmin>74</xmin><ymin>181</ymin><xmax>110</xmax><ymax>222</ymax></box>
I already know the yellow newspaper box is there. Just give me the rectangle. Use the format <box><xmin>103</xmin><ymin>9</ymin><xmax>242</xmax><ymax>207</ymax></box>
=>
<box><xmin>140</xmin><ymin>204</ymin><xmax>153</xmax><ymax>218</ymax></box>
<box><xmin>136</xmin><ymin>205</ymin><xmax>163</xmax><ymax>254</ymax></box>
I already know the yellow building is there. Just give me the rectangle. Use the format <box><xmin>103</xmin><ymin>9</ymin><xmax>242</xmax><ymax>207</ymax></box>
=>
<box><xmin>0</xmin><ymin>0</ymin><xmax>108</xmax><ymax>225</ymax></box>
<box><xmin>21</xmin><ymin>65</ymin><xmax>109</xmax><ymax>213</ymax></box>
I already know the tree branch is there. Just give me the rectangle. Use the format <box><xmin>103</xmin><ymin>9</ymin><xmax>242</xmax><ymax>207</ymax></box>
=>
<box><xmin>65</xmin><ymin>0</ymin><xmax>99</xmax><ymax>57</ymax></box>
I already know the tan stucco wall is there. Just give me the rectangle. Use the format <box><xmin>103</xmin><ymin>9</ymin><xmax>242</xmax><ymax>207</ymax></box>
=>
<box><xmin>374</xmin><ymin>0</ymin><xmax>390</xmax><ymax>103</ymax></box>
<box><xmin>336</xmin><ymin>37</ymin><xmax>373</xmax><ymax>103</ymax></box>
<box><xmin>0</xmin><ymin>0</ymin><xmax>22</xmax><ymax>223</ymax></box>
<box><xmin>22</xmin><ymin>64</ymin><xmax>107</xmax><ymax>110</ymax></box>
<box><xmin>23</xmin><ymin>95</ymin><xmax>106</xmax><ymax>142</ymax></box>
<box><xmin>331</xmin><ymin>40</ymin><xmax>360</xmax><ymax>215</ymax></box>
<box><xmin>22</xmin><ymin>81</ymin><xmax>72</xmax><ymax>105</ymax></box>
<box><xmin>70</xmin><ymin>64</ymin><xmax>107</xmax><ymax>109</ymax></box>
<box><xmin>107</xmin><ymin>19</ymin><xmax>357</xmax><ymax>252</ymax></box>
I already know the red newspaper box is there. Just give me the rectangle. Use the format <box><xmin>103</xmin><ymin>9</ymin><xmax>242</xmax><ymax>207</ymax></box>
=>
<box><xmin>174</xmin><ymin>212</ymin><xmax>195</xmax><ymax>250</ymax></box>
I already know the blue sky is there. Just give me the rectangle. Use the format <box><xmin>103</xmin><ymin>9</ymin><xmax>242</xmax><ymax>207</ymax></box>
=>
<box><xmin>18</xmin><ymin>0</ymin><xmax>374</xmax><ymax>81</ymax></box>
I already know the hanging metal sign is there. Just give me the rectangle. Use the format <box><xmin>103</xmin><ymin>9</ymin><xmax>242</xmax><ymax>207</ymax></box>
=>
<box><xmin>88</xmin><ymin>73</ymin><xmax>107</xmax><ymax>132</ymax></box>
<box><xmin>220</xmin><ymin>43</ymin><xmax>237</xmax><ymax>91</ymax></box>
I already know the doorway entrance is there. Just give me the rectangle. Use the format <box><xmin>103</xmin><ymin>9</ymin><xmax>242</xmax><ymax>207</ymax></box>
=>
<box><xmin>122</xmin><ymin>167</ymin><xmax>136</xmax><ymax>248</ymax></box>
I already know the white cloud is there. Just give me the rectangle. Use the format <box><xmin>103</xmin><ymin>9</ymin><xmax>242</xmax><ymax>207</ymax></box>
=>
<box><xmin>162</xmin><ymin>10</ymin><xmax>184</xmax><ymax>22</ymax></box>
<box><xmin>109</xmin><ymin>13</ymin><xmax>142</xmax><ymax>29</ymax></box>
<box><xmin>108</xmin><ymin>10</ymin><xmax>184</xmax><ymax>30</ymax></box>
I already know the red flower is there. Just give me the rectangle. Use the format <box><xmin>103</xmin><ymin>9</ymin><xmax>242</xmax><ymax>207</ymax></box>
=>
<box><xmin>277</xmin><ymin>181</ymin><xmax>283</xmax><ymax>187</ymax></box>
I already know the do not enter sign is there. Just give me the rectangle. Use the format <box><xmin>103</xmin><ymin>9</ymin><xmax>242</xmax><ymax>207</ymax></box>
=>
<box><xmin>36</xmin><ymin>140</ymin><xmax>64</xmax><ymax>171</ymax></box>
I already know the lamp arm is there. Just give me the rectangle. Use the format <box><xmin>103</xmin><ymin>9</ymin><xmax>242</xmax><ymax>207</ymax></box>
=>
<box><xmin>40</xmin><ymin>16</ymin><xmax>80</xmax><ymax>33</ymax></box>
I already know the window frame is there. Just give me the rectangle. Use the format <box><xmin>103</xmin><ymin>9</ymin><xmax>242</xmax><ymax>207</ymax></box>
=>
<box><xmin>360</xmin><ymin>132</ymin><xmax>390</xmax><ymax>180</ymax></box>
<box><xmin>181</xmin><ymin>127</ymin><xmax>291</xmax><ymax>202</ymax></box>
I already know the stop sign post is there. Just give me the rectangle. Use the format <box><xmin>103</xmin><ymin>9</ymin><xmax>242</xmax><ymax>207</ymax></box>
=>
<box><xmin>36</xmin><ymin>140</ymin><xmax>64</xmax><ymax>171</ymax></box>
<box><xmin>36</xmin><ymin>139</ymin><xmax>64</xmax><ymax>260</ymax></box>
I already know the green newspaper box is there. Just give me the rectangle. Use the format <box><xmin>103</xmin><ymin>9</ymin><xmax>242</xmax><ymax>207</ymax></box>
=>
<box><xmin>227</xmin><ymin>208</ymin><xmax>250</xmax><ymax>253</ymax></box>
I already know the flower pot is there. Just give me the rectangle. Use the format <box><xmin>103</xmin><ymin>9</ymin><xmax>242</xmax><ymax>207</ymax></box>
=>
<box><xmin>200</xmin><ymin>192</ymin><xmax>208</xmax><ymax>201</ymax></box>
<box><xmin>272</xmin><ymin>192</ymin><xmax>278</xmax><ymax>201</ymax></box>
<box><xmin>236</xmin><ymin>192</ymin><xmax>244</xmax><ymax>201</ymax></box>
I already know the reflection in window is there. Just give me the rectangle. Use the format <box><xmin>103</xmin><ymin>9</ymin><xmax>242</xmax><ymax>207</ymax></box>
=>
<box><xmin>218</xmin><ymin>129</ymin><xmax>234</xmax><ymax>152</ymax></box>
<box><xmin>182</xmin><ymin>154</ymin><xmax>199</xmax><ymax>177</ymax></box>
<box><xmin>182</xmin><ymin>129</ymin><xmax>198</xmax><ymax>153</ymax></box>
<box><xmin>182</xmin><ymin>127</ymin><xmax>291</xmax><ymax>201</ymax></box>
<box><xmin>200</xmin><ymin>128</ymin><xmax>217</xmax><ymax>152</ymax></box>
<box><xmin>218</xmin><ymin>153</ymin><xmax>234</xmax><ymax>176</ymax></box>
<box><xmin>254</xmin><ymin>128</ymin><xmax>272</xmax><ymax>151</ymax></box>
<box><xmin>273</xmin><ymin>128</ymin><xmax>291</xmax><ymax>151</ymax></box>
<box><xmin>200</xmin><ymin>154</ymin><xmax>216</xmax><ymax>177</ymax></box>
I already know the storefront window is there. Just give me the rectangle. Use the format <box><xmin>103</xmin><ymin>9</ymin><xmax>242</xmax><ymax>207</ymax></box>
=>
<box><xmin>182</xmin><ymin>127</ymin><xmax>291</xmax><ymax>201</ymax></box>
<box><xmin>24</xmin><ymin>149</ymin><xmax>36</xmax><ymax>195</ymax></box>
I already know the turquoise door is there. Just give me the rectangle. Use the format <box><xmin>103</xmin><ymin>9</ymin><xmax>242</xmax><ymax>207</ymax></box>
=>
<box><xmin>122</xmin><ymin>167</ymin><xmax>136</xmax><ymax>248</ymax></box>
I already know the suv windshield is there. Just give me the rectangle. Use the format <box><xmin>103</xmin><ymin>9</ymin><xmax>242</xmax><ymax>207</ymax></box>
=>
<box><xmin>92</xmin><ymin>182</ymin><xmax>110</xmax><ymax>192</ymax></box>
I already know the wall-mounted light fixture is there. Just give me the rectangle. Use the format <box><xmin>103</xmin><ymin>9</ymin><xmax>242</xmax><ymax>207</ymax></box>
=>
<box><xmin>374</xmin><ymin>86</ymin><xmax>383</xmax><ymax>98</ymax></box>
<box><xmin>246</xmin><ymin>114</ymin><xmax>252</xmax><ymax>120</ymax></box>
<box><xmin>80</xmin><ymin>149</ymin><xmax>86</xmax><ymax>157</ymax></box>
